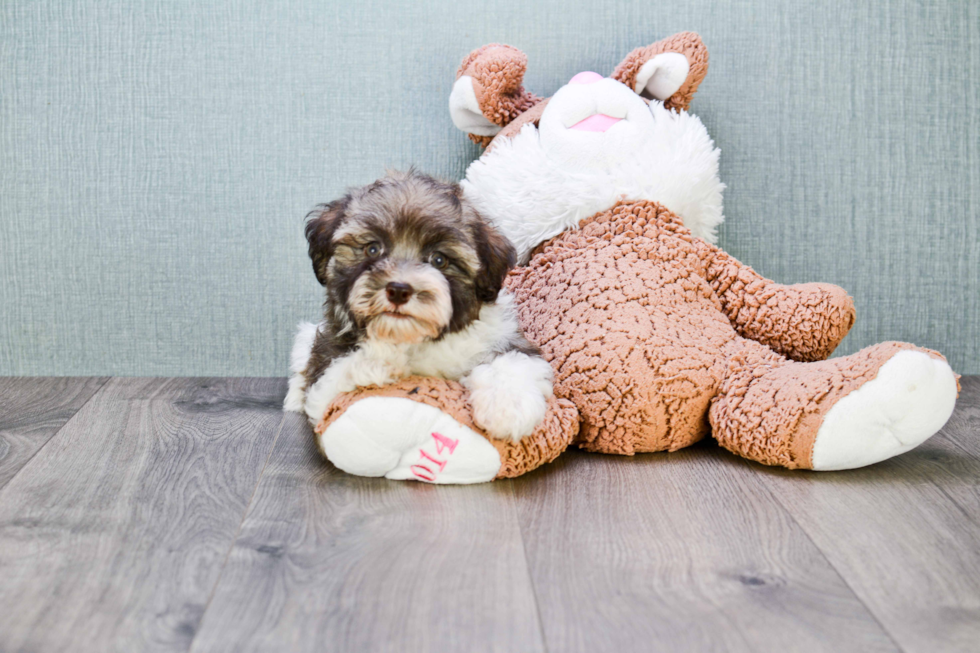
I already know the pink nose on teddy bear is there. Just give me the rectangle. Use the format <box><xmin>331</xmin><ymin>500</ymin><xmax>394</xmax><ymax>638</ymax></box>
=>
<box><xmin>569</xmin><ymin>71</ymin><xmax>604</xmax><ymax>84</ymax></box>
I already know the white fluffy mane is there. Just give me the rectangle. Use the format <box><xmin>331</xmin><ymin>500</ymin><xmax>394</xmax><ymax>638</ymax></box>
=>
<box><xmin>461</xmin><ymin>102</ymin><xmax>724</xmax><ymax>262</ymax></box>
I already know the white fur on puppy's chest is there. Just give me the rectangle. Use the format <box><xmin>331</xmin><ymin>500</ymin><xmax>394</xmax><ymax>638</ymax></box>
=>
<box><xmin>287</xmin><ymin>291</ymin><xmax>554</xmax><ymax>442</ymax></box>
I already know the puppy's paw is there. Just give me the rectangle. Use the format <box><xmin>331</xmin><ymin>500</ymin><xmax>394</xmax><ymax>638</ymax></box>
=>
<box><xmin>303</xmin><ymin>364</ymin><xmax>355</xmax><ymax>425</ymax></box>
<box><xmin>283</xmin><ymin>373</ymin><xmax>306</xmax><ymax>412</ymax></box>
<box><xmin>463</xmin><ymin>352</ymin><xmax>554</xmax><ymax>442</ymax></box>
<box><xmin>347</xmin><ymin>356</ymin><xmax>403</xmax><ymax>390</ymax></box>
<box><xmin>470</xmin><ymin>385</ymin><xmax>548</xmax><ymax>441</ymax></box>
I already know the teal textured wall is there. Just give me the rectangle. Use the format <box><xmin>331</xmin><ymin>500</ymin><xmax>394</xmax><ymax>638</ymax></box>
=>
<box><xmin>2</xmin><ymin>0</ymin><xmax>978</xmax><ymax>375</ymax></box>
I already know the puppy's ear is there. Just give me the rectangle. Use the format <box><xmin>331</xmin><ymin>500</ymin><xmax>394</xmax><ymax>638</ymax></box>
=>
<box><xmin>470</xmin><ymin>216</ymin><xmax>517</xmax><ymax>303</ymax></box>
<box><xmin>305</xmin><ymin>197</ymin><xmax>349</xmax><ymax>286</ymax></box>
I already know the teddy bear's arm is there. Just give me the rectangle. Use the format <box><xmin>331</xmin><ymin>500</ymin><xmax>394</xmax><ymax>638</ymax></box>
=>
<box><xmin>698</xmin><ymin>243</ymin><xmax>856</xmax><ymax>362</ymax></box>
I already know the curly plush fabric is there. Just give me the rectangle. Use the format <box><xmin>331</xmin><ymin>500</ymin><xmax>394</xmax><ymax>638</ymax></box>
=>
<box><xmin>456</xmin><ymin>44</ymin><xmax>543</xmax><ymax>147</ymax></box>
<box><xmin>612</xmin><ymin>31</ymin><xmax>710</xmax><ymax>113</ymax></box>
<box><xmin>310</xmin><ymin>34</ymin><xmax>956</xmax><ymax>480</ymax></box>
<box><xmin>486</xmin><ymin>99</ymin><xmax>549</xmax><ymax>152</ymax></box>
<box><xmin>312</xmin><ymin>199</ymin><xmax>954</xmax><ymax>475</ymax></box>
<box><xmin>709</xmin><ymin>339</ymin><xmax>952</xmax><ymax>468</ymax></box>
<box><xmin>504</xmin><ymin>199</ymin><xmax>946</xmax><ymax>466</ymax></box>
<box><xmin>458</xmin><ymin>33</ymin><xmax>709</xmax><ymax>149</ymax></box>
<box><xmin>316</xmin><ymin>376</ymin><xmax>579</xmax><ymax>479</ymax></box>
<box><xmin>704</xmin><ymin>250</ymin><xmax>856</xmax><ymax>362</ymax></box>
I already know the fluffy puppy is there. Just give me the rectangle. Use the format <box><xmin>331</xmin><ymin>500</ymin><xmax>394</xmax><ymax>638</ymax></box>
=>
<box><xmin>283</xmin><ymin>170</ymin><xmax>554</xmax><ymax>442</ymax></box>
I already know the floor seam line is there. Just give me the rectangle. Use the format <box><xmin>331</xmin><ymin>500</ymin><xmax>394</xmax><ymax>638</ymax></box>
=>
<box><xmin>930</xmin><ymin>473</ymin><xmax>980</xmax><ymax>531</ymax></box>
<box><xmin>921</xmin><ymin>431</ymin><xmax>980</xmax><ymax>530</ymax></box>
<box><xmin>745</xmin><ymin>459</ymin><xmax>909</xmax><ymax>653</ymax></box>
<box><xmin>0</xmin><ymin>376</ymin><xmax>112</xmax><ymax>495</ymax></box>
<box><xmin>512</xmin><ymin>482</ymin><xmax>551</xmax><ymax>653</ymax></box>
<box><xmin>186</xmin><ymin>406</ymin><xmax>289</xmax><ymax>653</ymax></box>
<box><xmin>941</xmin><ymin>430</ymin><xmax>977</xmax><ymax>460</ymax></box>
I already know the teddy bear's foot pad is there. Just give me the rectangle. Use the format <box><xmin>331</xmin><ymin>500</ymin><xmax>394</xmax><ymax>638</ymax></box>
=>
<box><xmin>812</xmin><ymin>351</ymin><xmax>958</xmax><ymax>470</ymax></box>
<box><xmin>318</xmin><ymin>397</ymin><xmax>502</xmax><ymax>484</ymax></box>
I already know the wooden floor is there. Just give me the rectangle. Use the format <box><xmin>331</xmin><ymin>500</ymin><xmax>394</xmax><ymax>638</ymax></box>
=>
<box><xmin>0</xmin><ymin>377</ymin><xmax>978</xmax><ymax>653</ymax></box>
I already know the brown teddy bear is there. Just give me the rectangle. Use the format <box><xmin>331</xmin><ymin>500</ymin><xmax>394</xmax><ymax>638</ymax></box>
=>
<box><xmin>311</xmin><ymin>33</ymin><xmax>958</xmax><ymax>483</ymax></box>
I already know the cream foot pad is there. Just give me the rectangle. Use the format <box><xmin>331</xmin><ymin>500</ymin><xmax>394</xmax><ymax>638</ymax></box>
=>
<box><xmin>812</xmin><ymin>350</ymin><xmax>958</xmax><ymax>470</ymax></box>
<box><xmin>315</xmin><ymin>376</ymin><xmax>579</xmax><ymax>483</ymax></box>
<box><xmin>319</xmin><ymin>396</ymin><xmax>502</xmax><ymax>484</ymax></box>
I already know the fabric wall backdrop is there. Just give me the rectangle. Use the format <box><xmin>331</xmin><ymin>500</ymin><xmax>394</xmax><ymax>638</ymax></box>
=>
<box><xmin>2</xmin><ymin>0</ymin><xmax>978</xmax><ymax>376</ymax></box>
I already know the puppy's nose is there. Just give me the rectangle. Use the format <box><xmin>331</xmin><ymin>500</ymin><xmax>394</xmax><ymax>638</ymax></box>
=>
<box><xmin>569</xmin><ymin>71</ymin><xmax>603</xmax><ymax>85</ymax></box>
<box><xmin>386</xmin><ymin>282</ymin><xmax>413</xmax><ymax>305</ymax></box>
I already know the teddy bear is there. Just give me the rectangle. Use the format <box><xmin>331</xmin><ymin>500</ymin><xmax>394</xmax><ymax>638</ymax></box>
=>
<box><xmin>310</xmin><ymin>32</ymin><xmax>959</xmax><ymax>484</ymax></box>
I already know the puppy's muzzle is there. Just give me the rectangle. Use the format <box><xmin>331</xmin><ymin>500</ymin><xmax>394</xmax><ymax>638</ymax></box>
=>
<box><xmin>386</xmin><ymin>282</ymin><xmax>413</xmax><ymax>306</ymax></box>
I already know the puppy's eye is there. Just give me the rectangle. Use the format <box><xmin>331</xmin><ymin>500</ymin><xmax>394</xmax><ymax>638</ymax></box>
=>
<box><xmin>430</xmin><ymin>252</ymin><xmax>449</xmax><ymax>270</ymax></box>
<box><xmin>363</xmin><ymin>242</ymin><xmax>383</xmax><ymax>259</ymax></box>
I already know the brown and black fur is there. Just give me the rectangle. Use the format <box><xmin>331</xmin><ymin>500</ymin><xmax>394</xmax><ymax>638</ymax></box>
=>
<box><xmin>300</xmin><ymin>169</ymin><xmax>533</xmax><ymax>391</ymax></box>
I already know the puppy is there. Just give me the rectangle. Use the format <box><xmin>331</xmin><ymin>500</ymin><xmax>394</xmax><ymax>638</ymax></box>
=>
<box><xmin>283</xmin><ymin>170</ymin><xmax>554</xmax><ymax>442</ymax></box>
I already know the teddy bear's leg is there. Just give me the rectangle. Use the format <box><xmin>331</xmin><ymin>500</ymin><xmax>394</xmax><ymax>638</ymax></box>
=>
<box><xmin>710</xmin><ymin>339</ymin><xmax>958</xmax><ymax>470</ymax></box>
<box><xmin>314</xmin><ymin>377</ymin><xmax>578</xmax><ymax>483</ymax></box>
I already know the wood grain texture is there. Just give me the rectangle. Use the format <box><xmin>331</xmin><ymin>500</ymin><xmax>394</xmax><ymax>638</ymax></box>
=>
<box><xmin>190</xmin><ymin>412</ymin><xmax>545</xmax><ymax>653</ymax></box>
<box><xmin>510</xmin><ymin>445</ymin><xmax>899</xmax><ymax>653</ymax></box>
<box><xmin>0</xmin><ymin>377</ymin><xmax>286</xmax><ymax>653</ymax></box>
<box><xmin>932</xmin><ymin>377</ymin><xmax>980</xmax><ymax>520</ymax></box>
<box><xmin>753</xmin><ymin>376</ymin><xmax>980</xmax><ymax>653</ymax></box>
<box><xmin>0</xmin><ymin>376</ymin><xmax>108</xmax><ymax>489</ymax></box>
<box><xmin>1</xmin><ymin>376</ymin><xmax>978</xmax><ymax>652</ymax></box>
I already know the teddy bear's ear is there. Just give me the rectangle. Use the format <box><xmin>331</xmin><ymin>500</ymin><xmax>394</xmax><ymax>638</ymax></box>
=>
<box><xmin>612</xmin><ymin>32</ymin><xmax>709</xmax><ymax>112</ymax></box>
<box><xmin>450</xmin><ymin>44</ymin><xmax>544</xmax><ymax>147</ymax></box>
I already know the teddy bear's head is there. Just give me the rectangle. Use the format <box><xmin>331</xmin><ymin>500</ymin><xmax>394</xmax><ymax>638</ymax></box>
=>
<box><xmin>449</xmin><ymin>33</ymin><xmax>725</xmax><ymax>261</ymax></box>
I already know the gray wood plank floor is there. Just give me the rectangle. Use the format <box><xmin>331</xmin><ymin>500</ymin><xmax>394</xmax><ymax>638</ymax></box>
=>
<box><xmin>0</xmin><ymin>377</ymin><xmax>108</xmax><ymax>490</ymax></box>
<box><xmin>0</xmin><ymin>376</ymin><xmax>977</xmax><ymax>653</ymax></box>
